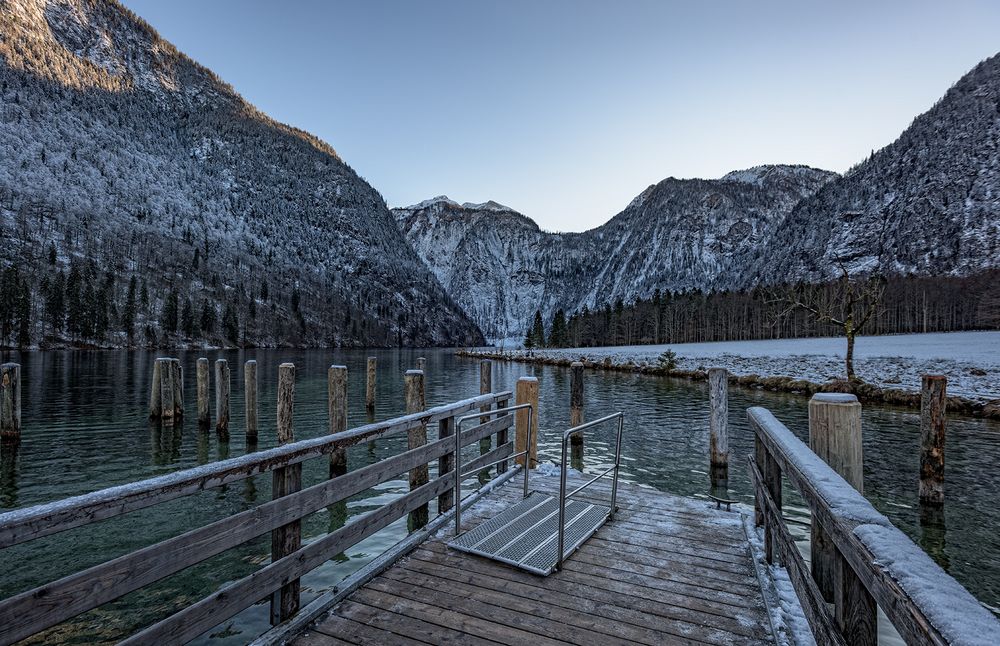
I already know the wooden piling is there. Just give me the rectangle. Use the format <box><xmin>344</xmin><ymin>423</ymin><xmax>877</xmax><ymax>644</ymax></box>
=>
<box><xmin>0</xmin><ymin>363</ymin><xmax>21</xmax><ymax>446</ymax></box>
<box><xmin>570</xmin><ymin>361</ymin><xmax>584</xmax><ymax>442</ymax></box>
<box><xmin>479</xmin><ymin>360</ymin><xmax>492</xmax><ymax>454</ymax></box>
<box><xmin>170</xmin><ymin>358</ymin><xmax>183</xmax><ymax>419</ymax></box>
<box><xmin>365</xmin><ymin>357</ymin><xmax>376</xmax><ymax>412</ymax></box>
<box><xmin>244</xmin><ymin>360</ymin><xmax>258</xmax><ymax>440</ymax></box>
<box><xmin>271</xmin><ymin>363</ymin><xmax>300</xmax><ymax>623</ymax></box>
<box><xmin>808</xmin><ymin>392</ymin><xmax>867</xmax><ymax>615</ymax></box>
<box><xmin>158</xmin><ymin>358</ymin><xmax>175</xmax><ymax>422</ymax></box>
<box><xmin>328</xmin><ymin>365</ymin><xmax>348</xmax><ymax>478</ymax></box>
<box><xmin>149</xmin><ymin>359</ymin><xmax>162</xmax><ymax>419</ymax></box>
<box><xmin>708</xmin><ymin>367</ymin><xmax>729</xmax><ymax>486</ymax></box>
<box><xmin>405</xmin><ymin>370</ymin><xmax>428</xmax><ymax>529</ymax></box>
<box><xmin>919</xmin><ymin>375</ymin><xmax>946</xmax><ymax>506</ymax></box>
<box><xmin>196</xmin><ymin>358</ymin><xmax>210</xmax><ymax>427</ymax></box>
<box><xmin>215</xmin><ymin>359</ymin><xmax>230</xmax><ymax>437</ymax></box>
<box><xmin>515</xmin><ymin>377</ymin><xmax>539</xmax><ymax>469</ymax></box>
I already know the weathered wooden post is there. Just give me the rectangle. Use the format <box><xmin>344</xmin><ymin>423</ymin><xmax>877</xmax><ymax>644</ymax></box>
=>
<box><xmin>808</xmin><ymin>392</ymin><xmax>875</xmax><ymax>645</ymax></box>
<box><xmin>364</xmin><ymin>356</ymin><xmax>377</xmax><ymax>413</ymax></box>
<box><xmin>438</xmin><ymin>413</ymin><xmax>454</xmax><ymax>514</ymax></box>
<box><xmin>0</xmin><ymin>363</ymin><xmax>21</xmax><ymax>446</ymax></box>
<box><xmin>170</xmin><ymin>358</ymin><xmax>183</xmax><ymax>419</ymax></box>
<box><xmin>271</xmin><ymin>362</ymin><xmax>300</xmax><ymax>623</ymax></box>
<box><xmin>196</xmin><ymin>358</ymin><xmax>210</xmax><ymax>427</ymax></box>
<box><xmin>405</xmin><ymin>369</ymin><xmax>428</xmax><ymax>529</ymax></box>
<box><xmin>479</xmin><ymin>359</ymin><xmax>492</xmax><ymax>455</ymax></box>
<box><xmin>328</xmin><ymin>365</ymin><xmax>348</xmax><ymax>478</ymax></box>
<box><xmin>515</xmin><ymin>376</ymin><xmax>539</xmax><ymax>469</ymax></box>
<box><xmin>708</xmin><ymin>368</ymin><xmax>729</xmax><ymax>487</ymax></box>
<box><xmin>215</xmin><ymin>359</ymin><xmax>230</xmax><ymax>437</ymax></box>
<box><xmin>919</xmin><ymin>375</ymin><xmax>946</xmax><ymax>506</ymax></box>
<box><xmin>149</xmin><ymin>359</ymin><xmax>162</xmax><ymax>419</ymax></box>
<box><xmin>158</xmin><ymin>357</ymin><xmax>175</xmax><ymax>423</ymax></box>
<box><xmin>244</xmin><ymin>360</ymin><xmax>258</xmax><ymax>440</ymax></box>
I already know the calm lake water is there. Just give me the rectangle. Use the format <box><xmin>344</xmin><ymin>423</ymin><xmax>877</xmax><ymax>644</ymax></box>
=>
<box><xmin>1</xmin><ymin>348</ymin><xmax>998</xmax><ymax>644</ymax></box>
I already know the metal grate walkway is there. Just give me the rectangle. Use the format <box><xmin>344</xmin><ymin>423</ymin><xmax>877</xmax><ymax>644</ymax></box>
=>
<box><xmin>448</xmin><ymin>490</ymin><xmax>610</xmax><ymax>575</ymax></box>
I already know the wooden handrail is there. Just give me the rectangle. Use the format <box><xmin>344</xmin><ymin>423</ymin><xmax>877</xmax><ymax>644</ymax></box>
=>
<box><xmin>0</xmin><ymin>391</ymin><xmax>514</xmax><ymax>645</ymax></box>
<box><xmin>747</xmin><ymin>406</ymin><xmax>1000</xmax><ymax>646</ymax></box>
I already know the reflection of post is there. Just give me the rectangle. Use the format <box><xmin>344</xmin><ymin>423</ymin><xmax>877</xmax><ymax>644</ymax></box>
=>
<box><xmin>919</xmin><ymin>375</ymin><xmax>946</xmax><ymax>506</ymax></box>
<box><xmin>919</xmin><ymin>504</ymin><xmax>949</xmax><ymax>570</ymax></box>
<box><xmin>405</xmin><ymin>370</ymin><xmax>428</xmax><ymax>531</ymax></box>
<box><xmin>708</xmin><ymin>368</ymin><xmax>729</xmax><ymax>489</ymax></box>
<box><xmin>0</xmin><ymin>440</ymin><xmax>17</xmax><ymax>508</ymax></box>
<box><xmin>196</xmin><ymin>430</ymin><xmax>209</xmax><ymax>465</ymax></box>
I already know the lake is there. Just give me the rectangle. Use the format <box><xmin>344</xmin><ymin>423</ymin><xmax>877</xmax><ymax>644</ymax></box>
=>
<box><xmin>1</xmin><ymin>348</ymin><xmax>998</xmax><ymax>644</ymax></box>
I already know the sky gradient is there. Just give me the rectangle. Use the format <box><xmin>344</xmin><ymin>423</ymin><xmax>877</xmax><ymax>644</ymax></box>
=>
<box><xmin>123</xmin><ymin>0</ymin><xmax>1000</xmax><ymax>232</ymax></box>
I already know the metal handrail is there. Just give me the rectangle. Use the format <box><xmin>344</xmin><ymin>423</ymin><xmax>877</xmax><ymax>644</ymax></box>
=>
<box><xmin>557</xmin><ymin>412</ymin><xmax>624</xmax><ymax>571</ymax></box>
<box><xmin>454</xmin><ymin>403</ymin><xmax>534</xmax><ymax>536</ymax></box>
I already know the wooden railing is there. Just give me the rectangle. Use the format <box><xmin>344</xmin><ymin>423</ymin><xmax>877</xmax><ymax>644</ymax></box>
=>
<box><xmin>0</xmin><ymin>390</ymin><xmax>514</xmax><ymax>645</ymax></box>
<box><xmin>747</xmin><ymin>406</ymin><xmax>1000</xmax><ymax>646</ymax></box>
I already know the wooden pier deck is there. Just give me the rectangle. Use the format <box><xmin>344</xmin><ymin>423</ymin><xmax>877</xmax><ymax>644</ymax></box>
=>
<box><xmin>292</xmin><ymin>471</ymin><xmax>776</xmax><ymax>646</ymax></box>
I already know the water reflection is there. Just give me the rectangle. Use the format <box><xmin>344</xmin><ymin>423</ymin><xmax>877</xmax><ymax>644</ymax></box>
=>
<box><xmin>919</xmin><ymin>504</ymin><xmax>949</xmax><ymax>570</ymax></box>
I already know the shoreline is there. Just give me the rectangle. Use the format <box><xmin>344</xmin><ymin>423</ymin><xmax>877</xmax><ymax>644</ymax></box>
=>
<box><xmin>456</xmin><ymin>347</ymin><xmax>1000</xmax><ymax>420</ymax></box>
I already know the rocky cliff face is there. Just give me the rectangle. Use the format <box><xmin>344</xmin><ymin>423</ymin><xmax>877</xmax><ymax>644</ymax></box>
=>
<box><xmin>395</xmin><ymin>165</ymin><xmax>836</xmax><ymax>342</ymax></box>
<box><xmin>0</xmin><ymin>0</ymin><xmax>483</xmax><ymax>347</ymax></box>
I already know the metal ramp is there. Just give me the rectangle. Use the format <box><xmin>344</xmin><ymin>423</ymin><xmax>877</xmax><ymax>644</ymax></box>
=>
<box><xmin>448</xmin><ymin>410</ymin><xmax>625</xmax><ymax>576</ymax></box>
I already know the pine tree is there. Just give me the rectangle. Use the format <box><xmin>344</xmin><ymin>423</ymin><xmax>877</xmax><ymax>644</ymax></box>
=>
<box><xmin>181</xmin><ymin>297</ymin><xmax>195</xmax><ymax>337</ymax></box>
<box><xmin>17</xmin><ymin>280</ymin><xmax>31</xmax><ymax>348</ymax></box>
<box><xmin>200</xmin><ymin>299</ymin><xmax>216</xmax><ymax>335</ymax></box>
<box><xmin>46</xmin><ymin>270</ymin><xmax>66</xmax><ymax>333</ymax></box>
<box><xmin>548</xmin><ymin>309</ymin><xmax>568</xmax><ymax>347</ymax></box>
<box><xmin>65</xmin><ymin>264</ymin><xmax>84</xmax><ymax>339</ymax></box>
<box><xmin>530</xmin><ymin>309</ymin><xmax>545</xmax><ymax>348</ymax></box>
<box><xmin>122</xmin><ymin>276</ymin><xmax>137</xmax><ymax>341</ymax></box>
<box><xmin>222</xmin><ymin>301</ymin><xmax>239</xmax><ymax>344</ymax></box>
<box><xmin>48</xmin><ymin>241</ymin><xmax>57</xmax><ymax>265</ymax></box>
<box><xmin>161</xmin><ymin>288</ymin><xmax>179</xmax><ymax>335</ymax></box>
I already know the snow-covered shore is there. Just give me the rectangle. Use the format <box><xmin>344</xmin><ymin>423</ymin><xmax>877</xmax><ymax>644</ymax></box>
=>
<box><xmin>466</xmin><ymin>331</ymin><xmax>1000</xmax><ymax>409</ymax></box>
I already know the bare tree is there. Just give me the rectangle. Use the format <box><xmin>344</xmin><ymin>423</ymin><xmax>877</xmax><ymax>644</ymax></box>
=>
<box><xmin>771</xmin><ymin>262</ymin><xmax>885</xmax><ymax>380</ymax></box>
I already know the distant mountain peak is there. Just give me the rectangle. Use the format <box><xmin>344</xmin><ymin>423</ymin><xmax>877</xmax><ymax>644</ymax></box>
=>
<box><xmin>722</xmin><ymin>164</ymin><xmax>839</xmax><ymax>186</ymax></box>
<box><xmin>398</xmin><ymin>196</ymin><xmax>517</xmax><ymax>214</ymax></box>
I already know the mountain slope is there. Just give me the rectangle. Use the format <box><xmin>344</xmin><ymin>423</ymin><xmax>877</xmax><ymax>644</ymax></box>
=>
<box><xmin>0</xmin><ymin>0</ymin><xmax>483</xmax><ymax>347</ymax></box>
<box><xmin>742</xmin><ymin>54</ymin><xmax>1000</xmax><ymax>286</ymax></box>
<box><xmin>395</xmin><ymin>165</ymin><xmax>835</xmax><ymax>342</ymax></box>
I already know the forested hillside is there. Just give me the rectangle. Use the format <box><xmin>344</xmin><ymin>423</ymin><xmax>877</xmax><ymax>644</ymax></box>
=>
<box><xmin>0</xmin><ymin>0</ymin><xmax>483</xmax><ymax>349</ymax></box>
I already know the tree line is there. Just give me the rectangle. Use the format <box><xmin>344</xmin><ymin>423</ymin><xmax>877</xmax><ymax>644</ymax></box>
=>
<box><xmin>524</xmin><ymin>270</ymin><xmax>1000</xmax><ymax>349</ymax></box>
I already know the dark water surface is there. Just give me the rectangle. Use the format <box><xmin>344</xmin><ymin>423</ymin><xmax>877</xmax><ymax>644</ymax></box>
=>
<box><xmin>1</xmin><ymin>349</ymin><xmax>997</xmax><ymax>643</ymax></box>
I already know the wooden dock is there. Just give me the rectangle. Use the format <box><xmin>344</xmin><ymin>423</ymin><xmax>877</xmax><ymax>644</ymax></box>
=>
<box><xmin>293</xmin><ymin>472</ymin><xmax>777</xmax><ymax>646</ymax></box>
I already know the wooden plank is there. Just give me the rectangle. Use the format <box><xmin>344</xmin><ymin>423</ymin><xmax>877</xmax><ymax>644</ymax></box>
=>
<box><xmin>335</xmin><ymin>598</ymin><xmax>498</xmax><ymax>646</ymax></box>
<box><xmin>290</xmin><ymin>628</ymin><xmax>355</xmax><ymax>646</ymax></box>
<box><xmin>0</xmin><ymin>391</ymin><xmax>512</xmax><ymax>548</ymax></box>
<box><xmin>121</xmin><ymin>474</ymin><xmax>457</xmax><ymax>645</ymax></box>
<box><xmin>460</xmin><ymin>441</ymin><xmax>513</xmax><ymax>476</ymax></box>
<box><xmin>310</xmin><ymin>612</ymin><xmax>425</xmax><ymax>645</ymax></box>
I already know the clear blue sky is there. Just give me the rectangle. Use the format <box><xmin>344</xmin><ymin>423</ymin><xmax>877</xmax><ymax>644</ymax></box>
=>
<box><xmin>122</xmin><ymin>0</ymin><xmax>1000</xmax><ymax>232</ymax></box>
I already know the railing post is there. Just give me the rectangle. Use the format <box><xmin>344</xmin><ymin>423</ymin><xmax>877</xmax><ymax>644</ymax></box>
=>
<box><xmin>214</xmin><ymin>359</ymin><xmax>230</xmax><ymax>438</ymax></box>
<box><xmin>808</xmin><ymin>392</ymin><xmax>874</xmax><ymax>643</ymax></box>
<box><xmin>271</xmin><ymin>363</ymin><xmax>300</xmax><ymax>624</ymax></box>
<box><xmin>479</xmin><ymin>360</ymin><xmax>492</xmax><ymax>455</ymax></box>
<box><xmin>515</xmin><ymin>377</ymin><xmax>539</xmax><ymax>469</ymax></box>
<box><xmin>708</xmin><ymin>367</ymin><xmax>728</xmax><ymax>488</ymax></box>
<box><xmin>196</xmin><ymin>358</ymin><xmax>210</xmax><ymax>428</ymax></box>
<box><xmin>328</xmin><ymin>365</ymin><xmax>348</xmax><ymax>478</ymax></box>
<box><xmin>244</xmin><ymin>360</ymin><xmax>258</xmax><ymax>440</ymax></box>
<box><xmin>365</xmin><ymin>357</ymin><xmax>376</xmax><ymax>413</ymax></box>
<box><xmin>438</xmin><ymin>414</ymin><xmax>454</xmax><ymax>513</ymax></box>
<box><xmin>570</xmin><ymin>362</ymin><xmax>584</xmax><ymax>459</ymax></box>
<box><xmin>919</xmin><ymin>375</ymin><xmax>946</xmax><ymax>506</ymax></box>
<box><xmin>496</xmin><ymin>396</ymin><xmax>509</xmax><ymax>475</ymax></box>
<box><xmin>405</xmin><ymin>369</ymin><xmax>428</xmax><ymax>530</ymax></box>
<box><xmin>0</xmin><ymin>363</ymin><xmax>21</xmax><ymax>446</ymax></box>
<box><xmin>763</xmin><ymin>451</ymin><xmax>781</xmax><ymax>565</ymax></box>
<box><xmin>753</xmin><ymin>433</ymin><xmax>764</xmax><ymax>527</ymax></box>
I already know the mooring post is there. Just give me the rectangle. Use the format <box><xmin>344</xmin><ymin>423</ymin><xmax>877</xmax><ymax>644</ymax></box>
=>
<box><xmin>919</xmin><ymin>375</ymin><xmax>946</xmax><ymax>506</ymax></box>
<box><xmin>244</xmin><ymin>360</ymin><xmax>258</xmax><ymax>440</ymax></box>
<box><xmin>271</xmin><ymin>362</ymin><xmax>300</xmax><ymax>624</ymax></box>
<box><xmin>328</xmin><ymin>365</ymin><xmax>348</xmax><ymax>478</ymax></box>
<box><xmin>808</xmin><ymin>392</ymin><xmax>876</xmax><ymax>644</ymax></box>
<box><xmin>170</xmin><ymin>358</ymin><xmax>183</xmax><ymax>419</ymax></box>
<box><xmin>158</xmin><ymin>358</ymin><xmax>175</xmax><ymax>422</ymax></box>
<box><xmin>515</xmin><ymin>376</ymin><xmax>539</xmax><ymax>469</ymax></box>
<box><xmin>0</xmin><ymin>363</ymin><xmax>21</xmax><ymax>446</ymax></box>
<box><xmin>570</xmin><ymin>360</ymin><xmax>585</xmax><ymax>443</ymax></box>
<box><xmin>365</xmin><ymin>357</ymin><xmax>376</xmax><ymax>412</ymax></box>
<box><xmin>149</xmin><ymin>359</ymin><xmax>162</xmax><ymax>419</ymax></box>
<box><xmin>405</xmin><ymin>369</ymin><xmax>428</xmax><ymax>529</ymax></box>
<box><xmin>196</xmin><ymin>358</ymin><xmax>210</xmax><ymax>427</ymax></box>
<box><xmin>708</xmin><ymin>367</ymin><xmax>729</xmax><ymax>487</ymax></box>
<box><xmin>479</xmin><ymin>359</ymin><xmax>492</xmax><ymax>455</ymax></box>
<box><xmin>215</xmin><ymin>359</ymin><xmax>230</xmax><ymax>437</ymax></box>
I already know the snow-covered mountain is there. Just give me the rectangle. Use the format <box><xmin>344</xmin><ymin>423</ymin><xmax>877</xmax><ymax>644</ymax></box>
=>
<box><xmin>0</xmin><ymin>0</ymin><xmax>482</xmax><ymax>347</ymax></box>
<box><xmin>741</xmin><ymin>53</ymin><xmax>1000</xmax><ymax>286</ymax></box>
<box><xmin>395</xmin><ymin>165</ymin><xmax>835</xmax><ymax>342</ymax></box>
